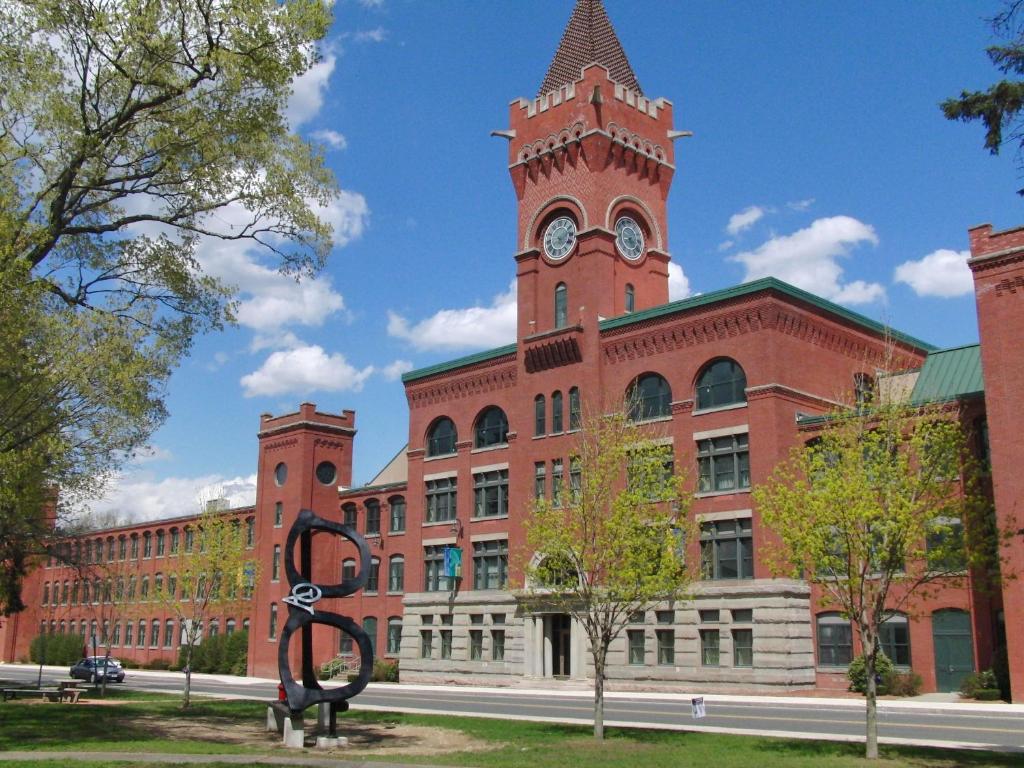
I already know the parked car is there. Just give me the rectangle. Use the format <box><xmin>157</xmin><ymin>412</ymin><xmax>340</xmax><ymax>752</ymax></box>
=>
<box><xmin>69</xmin><ymin>657</ymin><xmax>125</xmax><ymax>683</ymax></box>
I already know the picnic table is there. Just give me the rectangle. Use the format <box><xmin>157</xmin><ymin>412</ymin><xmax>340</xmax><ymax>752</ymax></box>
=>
<box><xmin>1</xmin><ymin>685</ymin><xmax>81</xmax><ymax>703</ymax></box>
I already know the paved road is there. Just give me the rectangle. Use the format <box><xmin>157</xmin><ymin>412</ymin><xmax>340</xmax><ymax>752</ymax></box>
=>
<box><xmin>3</xmin><ymin>664</ymin><xmax>1023</xmax><ymax>752</ymax></box>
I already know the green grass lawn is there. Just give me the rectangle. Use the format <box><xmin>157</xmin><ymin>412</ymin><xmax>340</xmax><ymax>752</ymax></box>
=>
<box><xmin>0</xmin><ymin>696</ymin><xmax>1019</xmax><ymax>767</ymax></box>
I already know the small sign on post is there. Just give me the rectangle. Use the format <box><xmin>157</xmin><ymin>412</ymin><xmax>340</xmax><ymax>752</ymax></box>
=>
<box><xmin>691</xmin><ymin>696</ymin><xmax>706</xmax><ymax>719</ymax></box>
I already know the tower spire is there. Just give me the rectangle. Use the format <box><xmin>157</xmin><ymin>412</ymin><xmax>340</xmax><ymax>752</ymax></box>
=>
<box><xmin>538</xmin><ymin>0</ymin><xmax>642</xmax><ymax>98</ymax></box>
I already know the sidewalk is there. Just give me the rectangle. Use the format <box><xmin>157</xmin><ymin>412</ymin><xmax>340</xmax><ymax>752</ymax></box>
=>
<box><xmin>5</xmin><ymin>661</ymin><xmax>1024</xmax><ymax>714</ymax></box>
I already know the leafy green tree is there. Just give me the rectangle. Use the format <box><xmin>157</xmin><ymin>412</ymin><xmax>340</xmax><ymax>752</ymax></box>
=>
<box><xmin>524</xmin><ymin>406</ymin><xmax>694</xmax><ymax>740</ymax></box>
<box><xmin>754</xmin><ymin>402</ymin><xmax>994</xmax><ymax>759</ymax></box>
<box><xmin>152</xmin><ymin>506</ymin><xmax>258</xmax><ymax>708</ymax></box>
<box><xmin>0</xmin><ymin>0</ymin><xmax>338</xmax><ymax>612</ymax></box>
<box><xmin>942</xmin><ymin>2</ymin><xmax>1024</xmax><ymax>194</ymax></box>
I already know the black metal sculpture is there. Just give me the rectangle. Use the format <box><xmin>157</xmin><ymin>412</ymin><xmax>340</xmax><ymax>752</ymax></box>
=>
<box><xmin>278</xmin><ymin>509</ymin><xmax>373</xmax><ymax>731</ymax></box>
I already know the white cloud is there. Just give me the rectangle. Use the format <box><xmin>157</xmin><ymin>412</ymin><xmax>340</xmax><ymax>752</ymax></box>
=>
<box><xmin>286</xmin><ymin>49</ymin><xmax>337</xmax><ymax>129</ymax></box>
<box><xmin>241</xmin><ymin>345</ymin><xmax>374</xmax><ymax>397</ymax></box>
<box><xmin>787</xmin><ymin>198</ymin><xmax>815</xmax><ymax>211</ymax></box>
<box><xmin>381</xmin><ymin>359</ymin><xmax>414</xmax><ymax>381</ymax></box>
<box><xmin>354</xmin><ymin>27</ymin><xmax>388</xmax><ymax>43</ymax></box>
<box><xmin>235</xmin><ymin>275</ymin><xmax>345</xmax><ymax>331</ymax></box>
<box><xmin>358</xmin><ymin>0</ymin><xmax>385</xmax><ymax>7</ymax></box>
<box><xmin>729</xmin><ymin>216</ymin><xmax>885</xmax><ymax>305</ymax></box>
<box><xmin>318</xmin><ymin>189</ymin><xmax>370</xmax><ymax>248</ymax></box>
<box><xmin>388</xmin><ymin>282</ymin><xmax>518</xmax><ymax>351</ymax></box>
<box><xmin>894</xmin><ymin>249</ymin><xmax>973</xmax><ymax>298</ymax></box>
<box><xmin>250</xmin><ymin>330</ymin><xmax>303</xmax><ymax>353</ymax></box>
<box><xmin>726</xmin><ymin>205</ymin><xmax>767</xmax><ymax>236</ymax></box>
<box><xmin>310</xmin><ymin>129</ymin><xmax>348</xmax><ymax>150</ymax></box>
<box><xmin>667</xmin><ymin>262</ymin><xmax>692</xmax><ymax>301</ymax></box>
<box><xmin>717</xmin><ymin>240</ymin><xmax>734</xmax><ymax>252</ymax></box>
<box><xmin>84</xmin><ymin>473</ymin><xmax>258</xmax><ymax>523</ymax></box>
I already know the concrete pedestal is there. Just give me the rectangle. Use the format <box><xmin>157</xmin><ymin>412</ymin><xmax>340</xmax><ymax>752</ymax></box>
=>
<box><xmin>283</xmin><ymin>716</ymin><xmax>304</xmax><ymax>748</ymax></box>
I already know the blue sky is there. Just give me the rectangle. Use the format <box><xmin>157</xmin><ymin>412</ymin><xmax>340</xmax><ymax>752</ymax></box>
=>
<box><xmin>93</xmin><ymin>0</ymin><xmax>1024</xmax><ymax>521</ymax></box>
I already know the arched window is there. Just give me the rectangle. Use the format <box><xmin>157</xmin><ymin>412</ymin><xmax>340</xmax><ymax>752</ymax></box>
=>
<box><xmin>164</xmin><ymin>620</ymin><xmax>175</xmax><ymax>647</ymax></box>
<box><xmin>367</xmin><ymin>557</ymin><xmax>380</xmax><ymax>592</ymax></box>
<box><xmin>245</xmin><ymin>517</ymin><xmax>255</xmax><ymax>548</ymax></box>
<box><xmin>61</xmin><ymin>581</ymin><xmax>69</xmax><ymax>605</ymax></box>
<box><xmin>226</xmin><ymin>619</ymin><xmax>236</xmax><ymax>636</ymax></box>
<box><xmin>140</xmin><ymin>576</ymin><xmax>149</xmax><ymax>600</ymax></box>
<box><xmin>554</xmin><ymin>283</ymin><xmax>568</xmax><ymax>328</ymax></box>
<box><xmin>363</xmin><ymin>617</ymin><xmax>378</xmax><ymax>657</ymax></box>
<box><xmin>183</xmin><ymin>527</ymin><xmax>193</xmax><ymax>553</ymax></box>
<box><xmin>42</xmin><ymin>582</ymin><xmax>49</xmax><ymax>605</ymax></box>
<box><xmin>625</xmin><ymin>283</ymin><xmax>635</xmax><ymax>313</ymax></box>
<box><xmin>130</xmin><ymin>534</ymin><xmax>139</xmax><ymax>559</ymax></box>
<box><xmin>155</xmin><ymin>573</ymin><xmax>164</xmax><ymax>596</ymax></box>
<box><xmin>388</xmin><ymin>495</ymin><xmax>406</xmax><ymax>533</ymax></box>
<box><xmin>106</xmin><ymin>537</ymin><xmax>115</xmax><ymax>561</ymax></box>
<box><xmin>696</xmin><ymin>359</ymin><xmax>747</xmax><ymax>410</ymax></box>
<box><xmin>569</xmin><ymin>387</ymin><xmax>581</xmax><ymax>430</ymax></box>
<box><xmin>427</xmin><ymin>417</ymin><xmax>458</xmax><ymax>457</ymax></box>
<box><xmin>816</xmin><ymin>612</ymin><xmax>852</xmax><ymax>667</ymax></box>
<box><xmin>155</xmin><ymin>530</ymin><xmax>165</xmax><ymax>556</ymax></box>
<box><xmin>880</xmin><ymin>612</ymin><xmax>911</xmax><ymax>667</ymax></box>
<box><xmin>474</xmin><ymin>406</ymin><xmax>509</xmax><ymax>448</ymax></box>
<box><xmin>551</xmin><ymin>391</ymin><xmax>564</xmax><ymax>433</ymax></box>
<box><xmin>628</xmin><ymin>373</ymin><xmax>672</xmax><ymax>421</ymax></box>
<box><xmin>269</xmin><ymin>603</ymin><xmax>278</xmax><ymax>640</ymax></box>
<box><xmin>387</xmin><ymin>617</ymin><xmax>403</xmax><ymax>655</ymax></box>
<box><xmin>81</xmin><ymin>580</ymin><xmax>90</xmax><ymax>604</ymax></box>
<box><xmin>534</xmin><ymin>394</ymin><xmax>546</xmax><ymax>437</ymax></box>
<box><xmin>118</xmin><ymin>536</ymin><xmax>127</xmax><ymax>560</ymax></box>
<box><xmin>342</xmin><ymin>558</ymin><xmax>356</xmax><ymax>583</ymax></box>
<box><xmin>143</xmin><ymin>531</ymin><xmax>152</xmax><ymax>558</ymax></box>
<box><xmin>365</xmin><ymin>499</ymin><xmax>381</xmax><ymax>535</ymax></box>
<box><xmin>388</xmin><ymin>555</ymin><xmax>405</xmax><ymax>593</ymax></box>
<box><xmin>342</xmin><ymin>502</ymin><xmax>358</xmax><ymax>527</ymax></box>
<box><xmin>169</xmin><ymin>528</ymin><xmax>179</xmax><ymax>555</ymax></box>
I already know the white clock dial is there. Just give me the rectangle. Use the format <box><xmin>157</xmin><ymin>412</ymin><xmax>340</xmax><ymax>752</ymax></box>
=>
<box><xmin>615</xmin><ymin>216</ymin><xmax>645</xmax><ymax>261</ymax></box>
<box><xmin>544</xmin><ymin>216</ymin><xmax>577</xmax><ymax>261</ymax></box>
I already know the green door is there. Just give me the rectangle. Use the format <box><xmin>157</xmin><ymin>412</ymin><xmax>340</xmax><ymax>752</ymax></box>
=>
<box><xmin>932</xmin><ymin>609</ymin><xmax>974</xmax><ymax>692</ymax></box>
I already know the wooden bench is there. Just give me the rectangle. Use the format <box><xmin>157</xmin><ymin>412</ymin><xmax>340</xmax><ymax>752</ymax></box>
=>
<box><xmin>1</xmin><ymin>687</ymin><xmax>81</xmax><ymax>703</ymax></box>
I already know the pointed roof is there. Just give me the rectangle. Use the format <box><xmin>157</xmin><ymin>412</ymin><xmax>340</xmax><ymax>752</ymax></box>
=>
<box><xmin>538</xmin><ymin>0</ymin><xmax>642</xmax><ymax>97</ymax></box>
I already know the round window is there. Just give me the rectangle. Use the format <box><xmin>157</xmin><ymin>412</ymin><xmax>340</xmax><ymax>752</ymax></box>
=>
<box><xmin>615</xmin><ymin>216</ymin><xmax>645</xmax><ymax>261</ymax></box>
<box><xmin>315</xmin><ymin>461</ymin><xmax>337</xmax><ymax>486</ymax></box>
<box><xmin>274</xmin><ymin>462</ymin><xmax>288</xmax><ymax>487</ymax></box>
<box><xmin>543</xmin><ymin>216</ymin><xmax>577</xmax><ymax>261</ymax></box>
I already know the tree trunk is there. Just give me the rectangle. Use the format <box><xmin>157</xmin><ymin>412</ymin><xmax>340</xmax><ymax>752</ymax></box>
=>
<box><xmin>865</xmin><ymin>650</ymin><xmax>879</xmax><ymax>759</ymax></box>
<box><xmin>592</xmin><ymin>647</ymin><xmax>605</xmax><ymax>740</ymax></box>
<box><xmin>100</xmin><ymin>650</ymin><xmax>109</xmax><ymax>698</ymax></box>
<box><xmin>182</xmin><ymin>644</ymin><xmax>192</xmax><ymax>709</ymax></box>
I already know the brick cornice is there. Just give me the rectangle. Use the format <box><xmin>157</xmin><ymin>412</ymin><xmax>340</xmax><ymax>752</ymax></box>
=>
<box><xmin>407</xmin><ymin>364</ymin><xmax>518</xmax><ymax>409</ymax></box>
<box><xmin>968</xmin><ymin>247</ymin><xmax>1024</xmax><ymax>274</ymax></box>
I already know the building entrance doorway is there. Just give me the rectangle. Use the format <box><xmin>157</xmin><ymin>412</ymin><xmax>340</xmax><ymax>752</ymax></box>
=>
<box><xmin>546</xmin><ymin>614</ymin><xmax>572</xmax><ymax>677</ymax></box>
<box><xmin>932</xmin><ymin>609</ymin><xmax>974</xmax><ymax>692</ymax></box>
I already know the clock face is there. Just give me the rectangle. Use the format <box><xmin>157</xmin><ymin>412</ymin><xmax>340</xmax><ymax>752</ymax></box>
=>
<box><xmin>543</xmin><ymin>216</ymin><xmax>577</xmax><ymax>261</ymax></box>
<box><xmin>615</xmin><ymin>216</ymin><xmax>645</xmax><ymax>261</ymax></box>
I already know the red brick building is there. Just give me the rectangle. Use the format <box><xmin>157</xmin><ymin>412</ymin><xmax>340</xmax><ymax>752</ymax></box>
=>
<box><xmin>2</xmin><ymin>0</ymin><xmax>1021</xmax><ymax>699</ymax></box>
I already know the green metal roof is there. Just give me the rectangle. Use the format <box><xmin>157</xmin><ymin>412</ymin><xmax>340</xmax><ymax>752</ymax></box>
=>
<box><xmin>402</xmin><ymin>343</ymin><xmax>517</xmax><ymax>383</ymax></box>
<box><xmin>598</xmin><ymin>277</ymin><xmax>937</xmax><ymax>352</ymax></box>
<box><xmin>910</xmin><ymin>344</ymin><xmax>984</xmax><ymax>405</ymax></box>
<box><xmin>401</xmin><ymin>277</ymin><xmax>936</xmax><ymax>385</ymax></box>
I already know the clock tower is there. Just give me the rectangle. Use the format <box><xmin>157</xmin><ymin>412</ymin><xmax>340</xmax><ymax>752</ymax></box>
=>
<box><xmin>501</xmin><ymin>0</ymin><xmax>682</xmax><ymax>343</ymax></box>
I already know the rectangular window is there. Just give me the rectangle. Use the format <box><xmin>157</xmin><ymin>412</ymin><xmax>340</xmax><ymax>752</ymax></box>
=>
<box><xmin>274</xmin><ymin>502</ymin><xmax>283</xmax><ymax>527</ymax></box>
<box><xmin>156</xmin><ymin>532</ymin><xmax>165</xmax><ymax>557</ymax></box>
<box><xmin>420</xmin><ymin>630</ymin><xmax>432</xmax><ymax>659</ymax></box>
<box><xmin>343</xmin><ymin>504</ymin><xmax>357</xmax><ymax>527</ymax></box>
<box><xmin>125</xmin><ymin>622</ymin><xmax>133</xmax><ymax>647</ymax></box>
<box><xmin>534</xmin><ymin>462</ymin><xmax>546</xmax><ymax>500</ymax></box>
<box><xmin>535</xmin><ymin>396</ymin><xmax>546</xmax><ymax>437</ymax></box>
<box><xmin>469</xmin><ymin>615</ymin><xmax>484</xmax><ymax>661</ymax></box>
<box><xmin>879</xmin><ymin>617</ymin><xmax>911</xmax><ymax>667</ymax></box>
<box><xmin>440</xmin><ymin>616</ymin><xmax>453</xmax><ymax>659</ymax></box>
<box><xmin>569</xmin><ymin>457</ymin><xmax>581</xmax><ymax>503</ymax></box>
<box><xmin>387</xmin><ymin>620</ymin><xmax>402</xmax><ymax>655</ymax></box>
<box><xmin>272</xmin><ymin>545</ymin><xmax>281</xmax><ymax>582</ymax></box>
<box><xmin>130</xmin><ymin>537</ymin><xmax>139</xmax><ymax>559</ymax></box>
<box><xmin>246</xmin><ymin>518</ymin><xmax>255</xmax><ymax>549</ymax></box>
<box><xmin>697</xmin><ymin>433</ymin><xmax>750</xmax><ymax>493</ymax></box>
<box><xmin>425</xmin><ymin>477</ymin><xmax>457</xmax><ymax>523</ymax></box>
<box><xmin>699</xmin><ymin>609</ymin><xmax>720</xmax><ymax>623</ymax></box>
<box><xmin>184</xmin><ymin>529</ymin><xmax>193</xmax><ymax>553</ymax></box>
<box><xmin>732</xmin><ymin>608</ymin><xmax>753</xmax><ymax>624</ymax></box>
<box><xmin>138</xmin><ymin>620</ymin><xmax>147</xmax><ymax>648</ymax></box>
<box><xmin>423</xmin><ymin>545</ymin><xmax>451</xmax><ymax>592</ymax></box>
<box><xmin>389</xmin><ymin>497</ymin><xmax>406</xmax><ymax>533</ymax></box>
<box><xmin>366</xmin><ymin>559</ymin><xmax>380</xmax><ymax>593</ymax></box>
<box><xmin>700</xmin><ymin>519</ymin><xmax>754</xmax><ymax>580</ymax></box>
<box><xmin>569</xmin><ymin>388</ymin><xmax>581</xmax><ymax>431</ymax></box>
<box><xmin>656</xmin><ymin>629</ymin><xmax>675</xmax><ymax>665</ymax></box>
<box><xmin>700</xmin><ymin>629</ymin><xmax>720</xmax><ymax>666</ymax></box>
<box><xmin>816</xmin><ymin>615</ymin><xmax>852</xmax><ymax>667</ymax></box>
<box><xmin>491</xmin><ymin>629</ymin><xmax>505</xmax><ymax>661</ymax></box>
<box><xmin>339</xmin><ymin>632</ymin><xmax>353</xmax><ymax>655</ymax></box>
<box><xmin>366</xmin><ymin>502</ymin><xmax>381</xmax><ymax>535</ymax></box>
<box><xmin>552</xmin><ymin>393</ymin><xmax>563</xmax><ymax>433</ymax></box>
<box><xmin>269</xmin><ymin>604</ymin><xmax>278</xmax><ymax>640</ymax></box>
<box><xmin>473</xmin><ymin>469</ymin><xmax>509</xmax><ymax>518</ymax></box>
<box><xmin>627</xmin><ymin>629</ymin><xmax>646</xmax><ymax>665</ymax></box>
<box><xmin>733</xmin><ymin>629</ymin><xmax>753</xmax><ymax>668</ymax></box>
<box><xmin>118</xmin><ymin>538</ymin><xmax>127</xmax><ymax>560</ymax></box>
<box><xmin>472</xmin><ymin>539</ymin><xmax>508</xmax><ymax>590</ymax></box>
<box><xmin>551</xmin><ymin>459</ymin><xmax>563</xmax><ymax>507</ymax></box>
<box><xmin>388</xmin><ymin>558</ymin><xmax>405</xmax><ymax>592</ymax></box>
<box><xmin>169</xmin><ymin>530</ymin><xmax>178</xmax><ymax>555</ymax></box>
<box><xmin>164</xmin><ymin>620</ymin><xmax>175</xmax><ymax>648</ymax></box>
<box><xmin>143</xmin><ymin>535</ymin><xmax>152</xmax><ymax>558</ymax></box>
